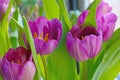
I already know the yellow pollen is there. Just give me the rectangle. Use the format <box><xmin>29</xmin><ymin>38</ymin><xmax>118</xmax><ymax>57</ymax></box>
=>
<box><xmin>44</xmin><ymin>33</ymin><xmax>49</xmax><ymax>42</ymax></box>
<box><xmin>33</xmin><ymin>32</ymin><xmax>37</xmax><ymax>38</ymax></box>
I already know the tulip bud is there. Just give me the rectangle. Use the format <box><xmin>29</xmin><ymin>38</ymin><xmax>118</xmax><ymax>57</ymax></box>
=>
<box><xmin>96</xmin><ymin>1</ymin><xmax>117</xmax><ymax>41</ymax></box>
<box><xmin>66</xmin><ymin>10</ymin><xmax>103</xmax><ymax>61</ymax></box>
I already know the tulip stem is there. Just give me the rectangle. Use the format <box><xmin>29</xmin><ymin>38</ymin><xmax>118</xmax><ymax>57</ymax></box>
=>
<box><xmin>83</xmin><ymin>62</ymin><xmax>87</xmax><ymax>80</ymax></box>
<box><xmin>41</xmin><ymin>56</ymin><xmax>48</xmax><ymax>80</ymax></box>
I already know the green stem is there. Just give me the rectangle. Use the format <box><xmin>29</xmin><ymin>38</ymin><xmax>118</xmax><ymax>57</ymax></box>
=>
<box><xmin>41</xmin><ymin>56</ymin><xmax>48</xmax><ymax>80</ymax></box>
<box><xmin>79</xmin><ymin>62</ymin><xmax>87</xmax><ymax>80</ymax></box>
<box><xmin>83</xmin><ymin>62</ymin><xmax>87</xmax><ymax>80</ymax></box>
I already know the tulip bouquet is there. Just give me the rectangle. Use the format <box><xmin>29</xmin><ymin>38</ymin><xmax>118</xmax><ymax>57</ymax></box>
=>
<box><xmin>0</xmin><ymin>0</ymin><xmax>120</xmax><ymax>80</ymax></box>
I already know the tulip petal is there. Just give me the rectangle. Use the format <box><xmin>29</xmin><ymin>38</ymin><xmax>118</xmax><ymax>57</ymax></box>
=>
<box><xmin>99</xmin><ymin>13</ymin><xmax>117</xmax><ymax>41</ymax></box>
<box><xmin>17</xmin><ymin>61</ymin><xmax>35</xmax><ymax>80</ymax></box>
<box><xmin>41</xmin><ymin>40</ymin><xmax>58</xmax><ymax>55</ymax></box>
<box><xmin>50</xmin><ymin>19</ymin><xmax>62</xmax><ymax>41</ymax></box>
<box><xmin>77</xmin><ymin>10</ymin><xmax>89</xmax><ymax>26</ymax></box>
<box><xmin>66</xmin><ymin>32</ymin><xmax>89</xmax><ymax>61</ymax></box>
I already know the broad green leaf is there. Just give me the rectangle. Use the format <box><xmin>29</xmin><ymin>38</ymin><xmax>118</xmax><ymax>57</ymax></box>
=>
<box><xmin>47</xmin><ymin>45</ymin><xmax>77</xmax><ymax>80</ymax></box>
<box><xmin>42</xmin><ymin>0</ymin><xmax>60</xmax><ymax>19</ymax></box>
<box><xmin>47</xmin><ymin>17</ymin><xmax>77</xmax><ymax>80</ymax></box>
<box><xmin>100</xmin><ymin>60</ymin><xmax>120</xmax><ymax>80</ymax></box>
<box><xmin>83</xmin><ymin>0</ymin><xmax>101</xmax><ymax>27</ymax></box>
<box><xmin>92</xmin><ymin>39</ymin><xmax>120</xmax><ymax>80</ymax></box>
<box><xmin>57</xmin><ymin>0</ymin><xmax>72</xmax><ymax>29</ymax></box>
<box><xmin>23</xmin><ymin>16</ymin><xmax>42</xmax><ymax>79</ymax></box>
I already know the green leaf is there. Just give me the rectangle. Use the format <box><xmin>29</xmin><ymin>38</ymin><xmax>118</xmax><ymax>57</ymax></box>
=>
<box><xmin>83</xmin><ymin>0</ymin><xmax>101</xmax><ymax>27</ymax></box>
<box><xmin>13</xmin><ymin>8</ymin><xmax>23</xmax><ymax>28</ymax></box>
<box><xmin>100</xmin><ymin>60</ymin><xmax>120</xmax><ymax>80</ymax></box>
<box><xmin>92</xmin><ymin>39</ymin><xmax>120</xmax><ymax>80</ymax></box>
<box><xmin>23</xmin><ymin>16</ymin><xmax>42</xmax><ymax>79</ymax></box>
<box><xmin>0</xmin><ymin>76</ymin><xmax>3</xmax><ymax>80</ymax></box>
<box><xmin>57</xmin><ymin>0</ymin><xmax>72</xmax><ymax>29</ymax></box>
<box><xmin>10</xmin><ymin>36</ymin><xmax>19</xmax><ymax>48</ymax></box>
<box><xmin>42</xmin><ymin>0</ymin><xmax>60</xmax><ymax>19</ymax></box>
<box><xmin>0</xmin><ymin>31</ymin><xmax>7</xmax><ymax>56</ymax></box>
<box><xmin>10</xmin><ymin>18</ymin><xmax>25</xmax><ymax>47</ymax></box>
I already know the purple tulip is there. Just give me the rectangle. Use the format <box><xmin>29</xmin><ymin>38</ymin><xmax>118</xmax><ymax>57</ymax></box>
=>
<box><xmin>0</xmin><ymin>47</ymin><xmax>35</xmax><ymax>80</ymax></box>
<box><xmin>0</xmin><ymin>0</ymin><xmax>14</xmax><ymax>21</ymax></box>
<box><xmin>28</xmin><ymin>16</ymin><xmax>62</xmax><ymax>55</ymax></box>
<box><xmin>96</xmin><ymin>1</ymin><xmax>117</xmax><ymax>41</ymax></box>
<box><xmin>66</xmin><ymin>10</ymin><xmax>103</xmax><ymax>61</ymax></box>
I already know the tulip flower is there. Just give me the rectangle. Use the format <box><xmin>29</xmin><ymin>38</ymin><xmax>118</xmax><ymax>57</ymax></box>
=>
<box><xmin>0</xmin><ymin>0</ymin><xmax>14</xmax><ymax>21</ymax></box>
<box><xmin>28</xmin><ymin>16</ymin><xmax>62</xmax><ymax>55</ymax></box>
<box><xmin>0</xmin><ymin>47</ymin><xmax>35</xmax><ymax>80</ymax></box>
<box><xmin>96</xmin><ymin>1</ymin><xmax>117</xmax><ymax>41</ymax></box>
<box><xmin>66</xmin><ymin>10</ymin><xmax>103</xmax><ymax>61</ymax></box>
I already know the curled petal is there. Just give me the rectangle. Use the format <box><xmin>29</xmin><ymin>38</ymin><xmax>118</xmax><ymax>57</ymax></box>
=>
<box><xmin>77</xmin><ymin>10</ymin><xmax>89</xmax><ymax>26</ymax></box>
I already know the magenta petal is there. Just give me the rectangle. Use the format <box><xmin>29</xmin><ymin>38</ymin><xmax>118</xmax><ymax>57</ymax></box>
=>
<box><xmin>66</xmin><ymin>32</ymin><xmax>89</xmax><ymax>61</ymax></box>
<box><xmin>88</xmin><ymin>32</ymin><xmax>102</xmax><ymax>58</ymax></box>
<box><xmin>50</xmin><ymin>19</ymin><xmax>62</xmax><ymax>41</ymax></box>
<box><xmin>17</xmin><ymin>61</ymin><xmax>35</xmax><ymax>80</ymax></box>
<box><xmin>0</xmin><ymin>60</ymin><xmax>22</xmax><ymax>80</ymax></box>
<box><xmin>66</xmin><ymin>26</ymin><xmax>103</xmax><ymax>61</ymax></box>
<box><xmin>29</xmin><ymin>16</ymin><xmax>49</xmax><ymax>36</ymax></box>
<box><xmin>34</xmin><ymin>38</ymin><xmax>45</xmax><ymax>54</ymax></box>
<box><xmin>40</xmin><ymin>40</ymin><xmax>58</xmax><ymax>55</ymax></box>
<box><xmin>0</xmin><ymin>0</ymin><xmax>14</xmax><ymax>21</ymax></box>
<box><xmin>77</xmin><ymin>10</ymin><xmax>89</xmax><ymax>26</ymax></box>
<box><xmin>98</xmin><ymin>13</ymin><xmax>117</xmax><ymax>41</ymax></box>
<box><xmin>0</xmin><ymin>47</ymin><xmax>35</xmax><ymax>80</ymax></box>
<box><xmin>28</xmin><ymin>17</ymin><xmax>62</xmax><ymax>55</ymax></box>
<box><xmin>96</xmin><ymin>1</ymin><xmax>117</xmax><ymax>41</ymax></box>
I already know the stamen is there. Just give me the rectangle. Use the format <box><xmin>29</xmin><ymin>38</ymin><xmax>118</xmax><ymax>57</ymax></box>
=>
<box><xmin>44</xmin><ymin>33</ymin><xmax>49</xmax><ymax>42</ymax></box>
<box><xmin>39</xmin><ymin>32</ymin><xmax>43</xmax><ymax>39</ymax></box>
<box><xmin>17</xmin><ymin>60</ymin><xmax>21</xmax><ymax>64</ymax></box>
<box><xmin>11</xmin><ymin>60</ymin><xmax>14</xmax><ymax>63</ymax></box>
<box><xmin>81</xmin><ymin>36</ymin><xmax>84</xmax><ymax>40</ymax></box>
<box><xmin>33</xmin><ymin>32</ymin><xmax>37</xmax><ymax>38</ymax></box>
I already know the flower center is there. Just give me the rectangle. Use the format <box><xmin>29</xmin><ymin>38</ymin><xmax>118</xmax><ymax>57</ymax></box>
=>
<box><xmin>33</xmin><ymin>32</ymin><xmax>49</xmax><ymax>42</ymax></box>
<box><xmin>11</xmin><ymin>59</ymin><xmax>21</xmax><ymax>64</ymax></box>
